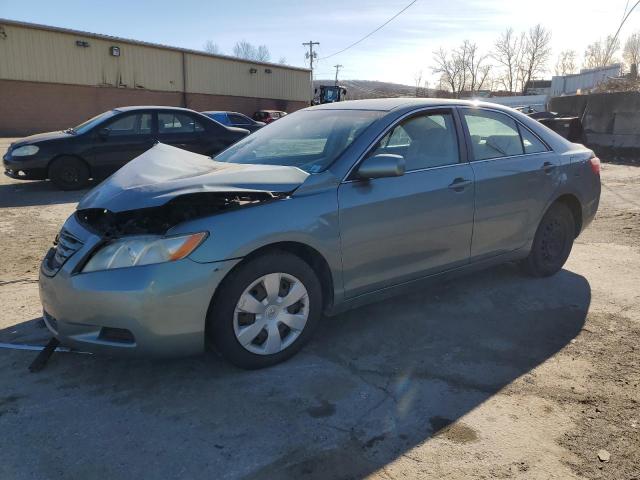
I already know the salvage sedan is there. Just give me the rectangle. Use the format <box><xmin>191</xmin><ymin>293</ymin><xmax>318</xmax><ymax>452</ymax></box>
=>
<box><xmin>4</xmin><ymin>106</ymin><xmax>248</xmax><ymax>190</ymax></box>
<box><xmin>39</xmin><ymin>99</ymin><xmax>601</xmax><ymax>369</ymax></box>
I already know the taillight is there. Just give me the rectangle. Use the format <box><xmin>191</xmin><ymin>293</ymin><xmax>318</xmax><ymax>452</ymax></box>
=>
<box><xmin>589</xmin><ymin>156</ymin><xmax>601</xmax><ymax>175</ymax></box>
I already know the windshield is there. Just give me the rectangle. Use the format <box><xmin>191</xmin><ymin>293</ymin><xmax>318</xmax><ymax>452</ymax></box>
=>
<box><xmin>73</xmin><ymin>110</ymin><xmax>119</xmax><ymax>134</ymax></box>
<box><xmin>215</xmin><ymin>109</ymin><xmax>383</xmax><ymax>173</ymax></box>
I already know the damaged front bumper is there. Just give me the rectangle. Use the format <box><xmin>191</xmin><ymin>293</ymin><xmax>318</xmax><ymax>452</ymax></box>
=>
<box><xmin>38</xmin><ymin>213</ymin><xmax>240</xmax><ymax>357</ymax></box>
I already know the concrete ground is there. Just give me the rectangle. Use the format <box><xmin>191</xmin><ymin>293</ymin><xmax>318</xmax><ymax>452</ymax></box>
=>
<box><xmin>0</xmin><ymin>137</ymin><xmax>638</xmax><ymax>479</ymax></box>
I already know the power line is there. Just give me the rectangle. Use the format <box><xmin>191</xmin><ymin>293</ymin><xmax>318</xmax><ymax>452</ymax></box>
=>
<box><xmin>319</xmin><ymin>0</ymin><xmax>419</xmax><ymax>60</ymax></box>
<box><xmin>604</xmin><ymin>0</ymin><xmax>640</xmax><ymax>65</ymax></box>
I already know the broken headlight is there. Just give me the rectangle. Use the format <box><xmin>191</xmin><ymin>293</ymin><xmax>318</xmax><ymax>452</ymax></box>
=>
<box><xmin>82</xmin><ymin>232</ymin><xmax>207</xmax><ymax>273</ymax></box>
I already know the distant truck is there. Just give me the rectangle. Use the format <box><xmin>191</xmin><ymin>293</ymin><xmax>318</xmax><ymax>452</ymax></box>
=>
<box><xmin>314</xmin><ymin>85</ymin><xmax>347</xmax><ymax>104</ymax></box>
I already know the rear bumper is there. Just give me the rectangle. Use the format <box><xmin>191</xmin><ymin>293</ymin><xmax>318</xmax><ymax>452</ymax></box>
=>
<box><xmin>38</xmin><ymin>214</ymin><xmax>240</xmax><ymax>357</ymax></box>
<box><xmin>578</xmin><ymin>172</ymin><xmax>601</xmax><ymax>234</ymax></box>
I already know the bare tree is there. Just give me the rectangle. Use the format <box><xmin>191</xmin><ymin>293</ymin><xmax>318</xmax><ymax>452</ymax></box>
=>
<box><xmin>555</xmin><ymin>50</ymin><xmax>577</xmax><ymax>75</ymax></box>
<box><xmin>520</xmin><ymin>24</ymin><xmax>552</xmax><ymax>93</ymax></box>
<box><xmin>432</xmin><ymin>47</ymin><xmax>465</xmax><ymax>97</ymax></box>
<box><xmin>623</xmin><ymin>32</ymin><xmax>640</xmax><ymax>69</ymax></box>
<box><xmin>203</xmin><ymin>40</ymin><xmax>222</xmax><ymax>55</ymax></box>
<box><xmin>584</xmin><ymin>36</ymin><xmax>620</xmax><ymax>69</ymax></box>
<box><xmin>256</xmin><ymin>45</ymin><xmax>271</xmax><ymax>62</ymax></box>
<box><xmin>493</xmin><ymin>28</ymin><xmax>525</xmax><ymax>93</ymax></box>
<box><xmin>462</xmin><ymin>40</ymin><xmax>491</xmax><ymax>92</ymax></box>
<box><xmin>432</xmin><ymin>41</ymin><xmax>491</xmax><ymax>97</ymax></box>
<box><xmin>233</xmin><ymin>41</ymin><xmax>271</xmax><ymax>62</ymax></box>
<box><xmin>476</xmin><ymin>65</ymin><xmax>492</xmax><ymax>91</ymax></box>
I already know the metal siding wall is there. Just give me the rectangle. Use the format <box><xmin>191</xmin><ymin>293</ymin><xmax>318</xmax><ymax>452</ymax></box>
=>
<box><xmin>186</xmin><ymin>53</ymin><xmax>309</xmax><ymax>101</ymax></box>
<box><xmin>0</xmin><ymin>23</ymin><xmax>309</xmax><ymax>102</ymax></box>
<box><xmin>0</xmin><ymin>24</ymin><xmax>184</xmax><ymax>91</ymax></box>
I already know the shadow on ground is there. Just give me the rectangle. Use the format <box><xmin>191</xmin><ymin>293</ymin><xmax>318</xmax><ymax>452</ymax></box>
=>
<box><xmin>0</xmin><ymin>264</ymin><xmax>590</xmax><ymax>479</ymax></box>
<box><xmin>0</xmin><ymin>179</ymin><xmax>92</xmax><ymax>208</ymax></box>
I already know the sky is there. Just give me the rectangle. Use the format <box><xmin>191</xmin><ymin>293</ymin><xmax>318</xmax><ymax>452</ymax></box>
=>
<box><xmin>1</xmin><ymin>0</ymin><xmax>639</xmax><ymax>85</ymax></box>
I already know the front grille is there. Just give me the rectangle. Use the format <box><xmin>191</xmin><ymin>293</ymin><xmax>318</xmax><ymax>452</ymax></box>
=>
<box><xmin>43</xmin><ymin>228</ymin><xmax>84</xmax><ymax>275</ymax></box>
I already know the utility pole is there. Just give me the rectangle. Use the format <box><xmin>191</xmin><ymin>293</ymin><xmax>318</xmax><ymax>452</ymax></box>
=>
<box><xmin>303</xmin><ymin>40</ymin><xmax>319</xmax><ymax>104</ymax></box>
<box><xmin>334</xmin><ymin>64</ymin><xmax>343</xmax><ymax>86</ymax></box>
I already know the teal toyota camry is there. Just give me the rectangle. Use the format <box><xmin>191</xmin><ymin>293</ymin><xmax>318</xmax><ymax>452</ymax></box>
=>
<box><xmin>39</xmin><ymin>99</ymin><xmax>601</xmax><ymax>369</ymax></box>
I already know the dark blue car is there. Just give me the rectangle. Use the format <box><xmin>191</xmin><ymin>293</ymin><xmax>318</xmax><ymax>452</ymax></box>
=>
<box><xmin>201</xmin><ymin>111</ymin><xmax>266</xmax><ymax>133</ymax></box>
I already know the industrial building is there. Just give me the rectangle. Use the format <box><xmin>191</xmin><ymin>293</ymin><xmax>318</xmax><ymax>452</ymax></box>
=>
<box><xmin>0</xmin><ymin>19</ymin><xmax>311</xmax><ymax>135</ymax></box>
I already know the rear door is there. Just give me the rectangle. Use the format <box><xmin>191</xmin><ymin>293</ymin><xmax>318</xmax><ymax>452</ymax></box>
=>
<box><xmin>157</xmin><ymin>111</ymin><xmax>212</xmax><ymax>154</ymax></box>
<box><xmin>460</xmin><ymin>107</ymin><xmax>560</xmax><ymax>260</ymax></box>
<box><xmin>338</xmin><ymin>108</ymin><xmax>475</xmax><ymax>298</ymax></box>
<box><xmin>90</xmin><ymin>111</ymin><xmax>154</xmax><ymax>176</ymax></box>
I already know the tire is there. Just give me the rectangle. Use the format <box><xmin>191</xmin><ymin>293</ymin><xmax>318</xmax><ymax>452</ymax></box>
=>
<box><xmin>521</xmin><ymin>202</ymin><xmax>575</xmax><ymax>277</ymax></box>
<box><xmin>48</xmin><ymin>156</ymin><xmax>90</xmax><ymax>190</ymax></box>
<box><xmin>208</xmin><ymin>251</ymin><xmax>323</xmax><ymax>369</ymax></box>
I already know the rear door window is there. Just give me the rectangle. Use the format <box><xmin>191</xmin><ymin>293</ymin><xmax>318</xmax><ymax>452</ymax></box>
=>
<box><xmin>210</xmin><ymin>113</ymin><xmax>229</xmax><ymax>125</ymax></box>
<box><xmin>159</xmin><ymin>112</ymin><xmax>205</xmax><ymax>133</ymax></box>
<box><xmin>520</xmin><ymin>126</ymin><xmax>548</xmax><ymax>154</ymax></box>
<box><xmin>228</xmin><ymin>113</ymin><xmax>252</xmax><ymax>125</ymax></box>
<box><xmin>463</xmin><ymin>110</ymin><xmax>524</xmax><ymax>160</ymax></box>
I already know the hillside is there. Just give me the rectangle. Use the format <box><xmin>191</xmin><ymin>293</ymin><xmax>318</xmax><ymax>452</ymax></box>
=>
<box><xmin>313</xmin><ymin>79</ymin><xmax>423</xmax><ymax>99</ymax></box>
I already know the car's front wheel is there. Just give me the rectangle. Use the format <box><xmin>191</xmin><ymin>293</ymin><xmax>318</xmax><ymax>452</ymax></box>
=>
<box><xmin>208</xmin><ymin>252</ymin><xmax>322</xmax><ymax>369</ymax></box>
<box><xmin>521</xmin><ymin>202</ymin><xmax>575</xmax><ymax>277</ymax></box>
<box><xmin>48</xmin><ymin>156</ymin><xmax>90</xmax><ymax>190</ymax></box>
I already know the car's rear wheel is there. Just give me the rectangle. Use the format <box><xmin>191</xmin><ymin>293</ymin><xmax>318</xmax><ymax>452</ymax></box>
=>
<box><xmin>521</xmin><ymin>202</ymin><xmax>575</xmax><ymax>277</ymax></box>
<box><xmin>49</xmin><ymin>156</ymin><xmax>90</xmax><ymax>190</ymax></box>
<box><xmin>208</xmin><ymin>252</ymin><xmax>322</xmax><ymax>369</ymax></box>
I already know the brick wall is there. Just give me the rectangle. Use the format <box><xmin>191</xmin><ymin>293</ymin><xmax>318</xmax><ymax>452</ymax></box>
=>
<box><xmin>0</xmin><ymin>79</ymin><xmax>308</xmax><ymax>136</ymax></box>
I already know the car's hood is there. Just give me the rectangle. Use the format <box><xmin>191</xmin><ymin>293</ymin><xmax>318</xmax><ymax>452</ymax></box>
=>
<box><xmin>78</xmin><ymin>143</ymin><xmax>309</xmax><ymax>212</ymax></box>
<box><xmin>12</xmin><ymin>130</ymin><xmax>72</xmax><ymax>147</ymax></box>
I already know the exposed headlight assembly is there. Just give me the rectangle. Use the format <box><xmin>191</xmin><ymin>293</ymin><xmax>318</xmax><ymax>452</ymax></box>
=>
<box><xmin>82</xmin><ymin>232</ymin><xmax>207</xmax><ymax>273</ymax></box>
<box><xmin>12</xmin><ymin>145</ymin><xmax>40</xmax><ymax>156</ymax></box>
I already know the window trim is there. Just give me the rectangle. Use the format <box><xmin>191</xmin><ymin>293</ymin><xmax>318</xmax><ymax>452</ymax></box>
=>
<box><xmin>101</xmin><ymin>111</ymin><xmax>155</xmax><ymax>136</ymax></box>
<box><xmin>157</xmin><ymin>111</ymin><xmax>205</xmax><ymax>135</ymax></box>
<box><xmin>343</xmin><ymin>106</ymin><xmax>467</xmax><ymax>183</ymax></box>
<box><xmin>229</xmin><ymin>113</ymin><xmax>252</xmax><ymax>126</ymax></box>
<box><xmin>458</xmin><ymin>106</ymin><xmax>552</xmax><ymax>162</ymax></box>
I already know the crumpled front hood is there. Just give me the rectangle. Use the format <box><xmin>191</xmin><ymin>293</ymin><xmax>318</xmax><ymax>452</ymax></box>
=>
<box><xmin>78</xmin><ymin>143</ymin><xmax>310</xmax><ymax>212</ymax></box>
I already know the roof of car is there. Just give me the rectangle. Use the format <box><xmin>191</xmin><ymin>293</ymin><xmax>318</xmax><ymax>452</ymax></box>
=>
<box><xmin>113</xmin><ymin>106</ymin><xmax>198</xmax><ymax>112</ymax></box>
<box><xmin>201</xmin><ymin>111</ymin><xmax>243</xmax><ymax>115</ymax></box>
<box><xmin>308</xmin><ymin>97</ymin><xmax>512</xmax><ymax>112</ymax></box>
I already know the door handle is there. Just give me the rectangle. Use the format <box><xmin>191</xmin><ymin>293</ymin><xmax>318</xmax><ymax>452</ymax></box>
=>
<box><xmin>541</xmin><ymin>161</ymin><xmax>557</xmax><ymax>174</ymax></box>
<box><xmin>448</xmin><ymin>177</ymin><xmax>472</xmax><ymax>191</ymax></box>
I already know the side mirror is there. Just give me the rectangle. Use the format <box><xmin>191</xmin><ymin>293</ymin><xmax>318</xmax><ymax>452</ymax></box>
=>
<box><xmin>356</xmin><ymin>154</ymin><xmax>405</xmax><ymax>180</ymax></box>
<box><xmin>98</xmin><ymin>128</ymin><xmax>110</xmax><ymax>140</ymax></box>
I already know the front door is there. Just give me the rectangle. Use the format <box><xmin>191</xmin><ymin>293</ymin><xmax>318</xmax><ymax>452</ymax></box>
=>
<box><xmin>460</xmin><ymin>108</ymin><xmax>561</xmax><ymax>260</ymax></box>
<box><xmin>338</xmin><ymin>109</ymin><xmax>475</xmax><ymax>298</ymax></box>
<box><xmin>90</xmin><ymin>111</ymin><xmax>155</xmax><ymax>176</ymax></box>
